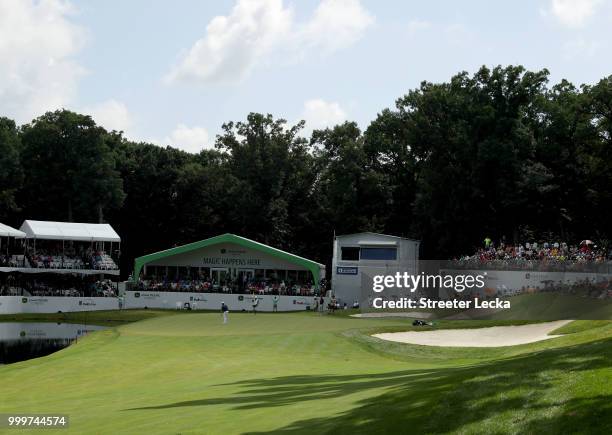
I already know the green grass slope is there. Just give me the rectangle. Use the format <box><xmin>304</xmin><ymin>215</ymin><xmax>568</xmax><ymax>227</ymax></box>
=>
<box><xmin>0</xmin><ymin>312</ymin><xmax>610</xmax><ymax>434</ymax></box>
<box><xmin>444</xmin><ymin>293</ymin><xmax>612</xmax><ymax>320</ymax></box>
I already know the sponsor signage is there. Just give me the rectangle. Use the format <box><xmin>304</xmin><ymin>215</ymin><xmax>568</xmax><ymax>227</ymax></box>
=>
<box><xmin>337</xmin><ymin>266</ymin><xmax>358</xmax><ymax>275</ymax></box>
<box><xmin>202</xmin><ymin>257</ymin><xmax>261</xmax><ymax>266</ymax></box>
<box><xmin>137</xmin><ymin>292</ymin><xmax>161</xmax><ymax>300</ymax></box>
<box><xmin>189</xmin><ymin>296</ymin><xmax>208</xmax><ymax>302</ymax></box>
<box><xmin>26</xmin><ymin>298</ymin><xmax>48</xmax><ymax>305</ymax></box>
<box><xmin>199</xmin><ymin>247</ymin><xmax>261</xmax><ymax>266</ymax></box>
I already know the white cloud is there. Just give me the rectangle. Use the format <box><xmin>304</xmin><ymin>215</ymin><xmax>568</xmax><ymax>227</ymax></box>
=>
<box><xmin>549</xmin><ymin>0</ymin><xmax>602</xmax><ymax>28</ymax></box>
<box><xmin>165</xmin><ymin>0</ymin><xmax>292</xmax><ymax>84</ymax></box>
<box><xmin>164</xmin><ymin>124</ymin><xmax>213</xmax><ymax>153</ymax></box>
<box><xmin>301</xmin><ymin>98</ymin><xmax>347</xmax><ymax>134</ymax></box>
<box><xmin>0</xmin><ymin>0</ymin><xmax>86</xmax><ymax>123</ymax></box>
<box><xmin>300</xmin><ymin>0</ymin><xmax>374</xmax><ymax>53</ymax></box>
<box><xmin>166</xmin><ymin>0</ymin><xmax>374</xmax><ymax>85</ymax></box>
<box><xmin>83</xmin><ymin>99</ymin><xmax>132</xmax><ymax>133</ymax></box>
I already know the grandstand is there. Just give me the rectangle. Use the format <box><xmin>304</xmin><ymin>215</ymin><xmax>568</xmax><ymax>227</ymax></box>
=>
<box><xmin>19</xmin><ymin>220</ymin><xmax>120</xmax><ymax>272</ymax></box>
<box><xmin>440</xmin><ymin>238</ymin><xmax>612</xmax><ymax>300</ymax></box>
<box><xmin>125</xmin><ymin>233</ymin><xmax>327</xmax><ymax>311</ymax></box>
<box><xmin>0</xmin><ymin>220</ymin><xmax>121</xmax><ymax>313</ymax></box>
<box><xmin>447</xmin><ymin>239</ymin><xmax>611</xmax><ymax>273</ymax></box>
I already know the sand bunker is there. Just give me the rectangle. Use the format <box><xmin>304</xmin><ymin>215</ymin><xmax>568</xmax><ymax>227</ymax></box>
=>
<box><xmin>373</xmin><ymin>320</ymin><xmax>572</xmax><ymax>347</ymax></box>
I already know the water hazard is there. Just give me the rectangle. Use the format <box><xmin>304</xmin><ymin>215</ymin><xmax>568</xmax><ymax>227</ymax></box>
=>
<box><xmin>0</xmin><ymin>322</ymin><xmax>107</xmax><ymax>364</ymax></box>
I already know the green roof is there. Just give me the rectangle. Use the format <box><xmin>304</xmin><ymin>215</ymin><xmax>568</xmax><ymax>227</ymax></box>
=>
<box><xmin>132</xmin><ymin>233</ymin><xmax>323</xmax><ymax>286</ymax></box>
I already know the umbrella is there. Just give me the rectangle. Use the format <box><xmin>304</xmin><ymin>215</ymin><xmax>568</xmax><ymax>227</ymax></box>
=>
<box><xmin>580</xmin><ymin>240</ymin><xmax>594</xmax><ymax>245</ymax></box>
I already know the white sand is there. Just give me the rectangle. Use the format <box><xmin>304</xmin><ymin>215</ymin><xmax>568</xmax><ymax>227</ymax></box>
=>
<box><xmin>373</xmin><ymin>320</ymin><xmax>572</xmax><ymax>347</ymax></box>
<box><xmin>351</xmin><ymin>312</ymin><xmax>432</xmax><ymax>319</ymax></box>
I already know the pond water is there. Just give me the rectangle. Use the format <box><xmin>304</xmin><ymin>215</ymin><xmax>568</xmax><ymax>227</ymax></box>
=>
<box><xmin>0</xmin><ymin>322</ymin><xmax>107</xmax><ymax>364</ymax></box>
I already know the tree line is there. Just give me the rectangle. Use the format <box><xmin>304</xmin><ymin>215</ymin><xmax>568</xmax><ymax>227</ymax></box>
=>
<box><xmin>1</xmin><ymin>65</ymin><xmax>610</xmax><ymax>276</ymax></box>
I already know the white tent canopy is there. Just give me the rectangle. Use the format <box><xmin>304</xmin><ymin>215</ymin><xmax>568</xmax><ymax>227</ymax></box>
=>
<box><xmin>19</xmin><ymin>220</ymin><xmax>120</xmax><ymax>242</ymax></box>
<box><xmin>0</xmin><ymin>222</ymin><xmax>26</xmax><ymax>238</ymax></box>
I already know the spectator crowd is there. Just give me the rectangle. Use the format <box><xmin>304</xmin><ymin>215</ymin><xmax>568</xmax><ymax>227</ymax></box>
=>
<box><xmin>22</xmin><ymin>248</ymin><xmax>118</xmax><ymax>270</ymax></box>
<box><xmin>138</xmin><ymin>274</ymin><xmax>325</xmax><ymax>297</ymax></box>
<box><xmin>0</xmin><ymin>278</ymin><xmax>117</xmax><ymax>298</ymax></box>
<box><xmin>449</xmin><ymin>238</ymin><xmax>611</xmax><ymax>272</ymax></box>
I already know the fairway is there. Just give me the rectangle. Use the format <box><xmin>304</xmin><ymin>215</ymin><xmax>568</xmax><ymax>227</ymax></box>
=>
<box><xmin>1</xmin><ymin>312</ymin><xmax>610</xmax><ymax>434</ymax></box>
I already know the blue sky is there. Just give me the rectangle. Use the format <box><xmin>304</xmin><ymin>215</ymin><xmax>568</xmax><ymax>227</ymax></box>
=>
<box><xmin>1</xmin><ymin>0</ymin><xmax>611</xmax><ymax>152</ymax></box>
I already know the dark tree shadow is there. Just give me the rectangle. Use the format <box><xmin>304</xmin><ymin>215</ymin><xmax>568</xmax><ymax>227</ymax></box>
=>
<box><xmin>125</xmin><ymin>338</ymin><xmax>612</xmax><ymax>434</ymax></box>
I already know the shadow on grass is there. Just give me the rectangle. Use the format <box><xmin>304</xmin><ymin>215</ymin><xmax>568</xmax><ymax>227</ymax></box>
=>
<box><xmin>126</xmin><ymin>338</ymin><xmax>612</xmax><ymax>433</ymax></box>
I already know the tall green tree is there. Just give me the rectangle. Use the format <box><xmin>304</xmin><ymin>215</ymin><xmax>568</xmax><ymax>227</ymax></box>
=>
<box><xmin>0</xmin><ymin>117</ymin><xmax>23</xmax><ymax>222</ymax></box>
<box><xmin>1</xmin><ymin>65</ymin><xmax>610</xmax><ymax>273</ymax></box>
<box><xmin>364</xmin><ymin>108</ymin><xmax>418</xmax><ymax>237</ymax></box>
<box><xmin>582</xmin><ymin>76</ymin><xmax>612</xmax><ymax>241</ymax></box>
<box><xmin>20</xmin><ymin>110</ymin><xmax>125</xmax><ymax>222</ymax></box>
<box><xmin>312</xmin><ymin>122</ymin><xmax>392</xmax><ymax>236</ymax></box>
<box><xmin>394</xmin><ymin>66</ymin><xmax>549</xmax><ymax>255</ymax></box>
<box><xmin>216</xmin><ymin>113</ymin><xmax>317</xmax><ymax>250</ymax></box>
<box><xmin>105</xmin><ymin>140</ymin><xmax>197</xmax><ymax>271</ymax></box>
<box><xmin>528</xmin><ymin>80</ymin><xmax>597</xmax><ymax>239</ymax></box>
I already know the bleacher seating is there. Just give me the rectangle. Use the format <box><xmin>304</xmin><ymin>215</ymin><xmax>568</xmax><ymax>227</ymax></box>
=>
<box><xmin>4</xmin><ymin>253</ymin><xmax>117</xmax><ymax>271</ymax></box>
<box><xmin>91</xmin><ymin>252</ymin><xmax>118</xmax><ymax>270</ymax></box>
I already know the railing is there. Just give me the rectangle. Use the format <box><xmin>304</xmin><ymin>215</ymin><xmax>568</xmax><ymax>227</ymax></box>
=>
<box><xmin>0</xmin><ymin>253</ymin><xmax>119</xmax><ymax>271</ymax></box>
<box><xmin>133</xmin><ymin>282</ymin><xmax>322</xmax><ymax>296</ymax></box>
<box><xmin>442</xmin><ymin>259</ymin><xmax>612</xmax><ymax>274</ymax></box>
<box><xmin>0</xmin><ymin>288</ymin><xmax>117</xmax><ymax>298</ymax></box>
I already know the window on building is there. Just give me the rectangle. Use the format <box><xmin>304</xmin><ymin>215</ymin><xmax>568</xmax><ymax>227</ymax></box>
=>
<box><xmin>341</xmin><ymin>247</ymin><xmax>360</xmax><ymax>261</ymax></box>
<box><xmin>360</xmin><ymin>247</ymin><xmax>397</xmax><ymax>260</ymax></box>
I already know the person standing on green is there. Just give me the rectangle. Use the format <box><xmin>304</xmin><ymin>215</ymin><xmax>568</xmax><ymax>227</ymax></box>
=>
<box><xmin>221</xmin><ymin>301</ymin><xmax>229</xmax><ymax>324</ymax></box>
<box><xmin>251</xmin><ymin>293</ymin><xmax>259</xmax><ymax>315</ymax></box>
<box><xmin>484</xmin><ymin>237</ymin><xmax>492</xmax><ymax>248</ymax></box>
<box><xmin>272</xmin><ymin>295</ymin><xmax>279</xmax><ymax>312</ymax></box>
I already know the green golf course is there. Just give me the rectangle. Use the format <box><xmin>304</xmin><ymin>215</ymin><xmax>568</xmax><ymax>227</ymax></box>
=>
<box><xmin>1</xmin><ymin>311</ymin><xmax>610</xmax><ymax>434</ymax></box>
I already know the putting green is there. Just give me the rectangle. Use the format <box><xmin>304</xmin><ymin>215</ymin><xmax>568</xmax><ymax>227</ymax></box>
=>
<box><xmin>0</xmin><ymin>312</ymin><xmax>610</xmax><ymax>434</ymax></box>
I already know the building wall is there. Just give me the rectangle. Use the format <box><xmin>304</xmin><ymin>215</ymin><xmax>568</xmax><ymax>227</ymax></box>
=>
<box><xmin>331</xmin><ymin>233</ymin><xmax>420</xmax><ymax>303</ymax></box>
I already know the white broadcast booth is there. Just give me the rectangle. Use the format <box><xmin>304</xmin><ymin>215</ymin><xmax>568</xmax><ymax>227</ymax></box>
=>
<box><xmin>332</xmin><ymin>232</ymin><xmax>420</xmax><ymax>304</ymax></box>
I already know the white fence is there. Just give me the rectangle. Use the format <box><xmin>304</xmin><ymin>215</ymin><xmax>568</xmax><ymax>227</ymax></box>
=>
<box><xmin>0</xmin><ymin>292</ymin><xmax>327</xmax><ymax>314</ymax></box>
<box><xmin>439</xmin><ymin>269</ymin><xmax>611</xmax><ymax>298</ymax></box>
<box><xmin>0</xmin><ymin>296</ymin><xmax>118</xmax><ymax>314</ymax></box>
<box><xmin>0</xmin><ymin>322</ymin><xmax>106</xmax><ymax>340</ymax></box>
<box><xmin>124</xmin><ymin>291</ymin><xmax>324</xmax><ymax>312</ymax></box>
